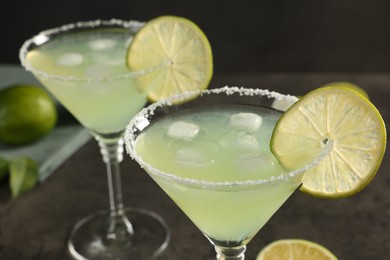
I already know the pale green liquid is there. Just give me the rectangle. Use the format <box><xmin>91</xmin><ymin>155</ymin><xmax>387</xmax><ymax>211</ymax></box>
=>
<box><xmin>135</xmin><ymin>105</ymin><xmax>302</xmax><ymax>245</ymax></box>
<box><xmin>26</xmin><ymin>29</ymin><xmax>147</xmax><ymax>134</ymax></box>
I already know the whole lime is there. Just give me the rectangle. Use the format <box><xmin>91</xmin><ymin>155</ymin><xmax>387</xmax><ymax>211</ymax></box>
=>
<box><xmin>0</xmin><ymin>84</ymin><xmax>57</xmax><ymax>145</ymax></box>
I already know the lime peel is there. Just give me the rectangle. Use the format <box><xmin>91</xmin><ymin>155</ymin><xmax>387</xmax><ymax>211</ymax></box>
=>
<box><xmin>320</xmin><ymin>81</ymin><xmax>369</xmax><ymax>100</ymax></box>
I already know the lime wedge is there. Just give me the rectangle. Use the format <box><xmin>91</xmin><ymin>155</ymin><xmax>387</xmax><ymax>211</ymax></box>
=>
<box><xmin>257</xmin><ymin>239</ymin><xmax>338</xmax><ymax>260</ymax></box>
<box><xmin>271</xmin><ymin>87</ymin><xmax>386</xmax><ymax>198</ymax></box>
<box><xmin>126</xmin><ymin>16</ymin><xmax>213</xmax><ymax>102</ymax></box>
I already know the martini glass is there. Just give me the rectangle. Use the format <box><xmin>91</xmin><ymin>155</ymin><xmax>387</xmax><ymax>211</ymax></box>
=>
<box><xmin>125</xmin><ymin>86</ymin><xmax>332</xmax><ymax>259</ymax></box>
<box><xmin>20</xmin><ymin>19</ymin><xmax>170</xmax><ymax>259</ymax></box>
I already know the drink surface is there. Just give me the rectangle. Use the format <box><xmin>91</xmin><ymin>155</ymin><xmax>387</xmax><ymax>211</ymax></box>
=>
<box><xmin>135</xmin><ymin>104</ymin><xmax>302</xmax><ymax>244</ymax></box>
<box><xmin>137</xmin><ymin>105</ymin><xmax>286</xmax><ymax>181</ymax></box>
<box><xmin>26</xmin><ymin>28</ymin><xmax>147</xmax><ymax>134</ymax></box>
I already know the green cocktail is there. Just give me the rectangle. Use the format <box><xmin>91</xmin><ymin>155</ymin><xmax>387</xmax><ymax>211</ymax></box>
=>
<box><xmin>125</xmin><ymin>86</ymin><xmax>332</xmax><ymax>259</ymax></box>
<box><xmin>23</xmin><ymin>22</ymin><xmax>147</xmax><ymax>134</ymax></box>
<box><xmin>20</xmin><ymin>19</ymin><xmax>169</xmax><ymax>260</ymax></box>
<box><xmin>135</xmin><ymin>105</ymin><xmax>298</xmax><ymax>243</ymax></box>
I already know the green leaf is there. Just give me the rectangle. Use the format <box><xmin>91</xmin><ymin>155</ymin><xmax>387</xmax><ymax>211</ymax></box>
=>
<box><xmin>9</xmin><ymin>156</ymin><xmax>38</xmax><ymax>198</ymax></box>
<box><xmin>0</xmin><ymin>157</ymin><xmax>9</xmax><ymax>181</ymax></box>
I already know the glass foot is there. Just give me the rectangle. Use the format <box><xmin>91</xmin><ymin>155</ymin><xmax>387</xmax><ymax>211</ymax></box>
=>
<box><xmin>68</xmin><ymin>207</ymin><xmax>170</xmax><ymax>260</ymax></box>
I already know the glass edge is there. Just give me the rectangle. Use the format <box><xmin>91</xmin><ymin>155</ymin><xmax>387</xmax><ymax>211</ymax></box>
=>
<box><xmin>18</xmin><ymin>18</ymin><xmax>168</xmax><ymax>82</ymax></box>
<box><xmin>124</xmin><ymin>86</ymin><xmax>330</xmax><ymax>189</ymax></box>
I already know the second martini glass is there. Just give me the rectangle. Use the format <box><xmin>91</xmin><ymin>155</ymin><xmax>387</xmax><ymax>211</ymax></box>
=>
<box><xmin>20</xmin><ymin>19</ymin><xmax>170</xmax><ymax>259</ymax></box>
<box><xmin>125</xmin><ymin>86</ymin><xmax>332</xmax><ymax>259</ymax></box>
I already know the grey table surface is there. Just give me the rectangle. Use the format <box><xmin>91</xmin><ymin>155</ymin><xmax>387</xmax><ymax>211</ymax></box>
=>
<box><xmin>0</xmin><ymin>72</ymin><xmax>389</xmax><ymax>260</ymax></box>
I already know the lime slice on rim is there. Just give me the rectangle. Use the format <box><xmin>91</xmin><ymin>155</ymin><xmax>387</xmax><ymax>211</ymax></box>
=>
<box><xmin>271</xmin><ymin>87</ymin><xmax>386</xmax><ymax>199</ymax></box>
<box><xmin>126</xmin><ymin>16</ymin><xmax>213</xmax><ymax>102</ymax></box>
<box><xmin>320</xmin><ymin>81</ymin><xmax>369</xmax><ymax>100</ymax></box>
<box><xmin>256</xmin><ymin>239</ymin><xmax>338</xmax><ymax>260</ymax></box>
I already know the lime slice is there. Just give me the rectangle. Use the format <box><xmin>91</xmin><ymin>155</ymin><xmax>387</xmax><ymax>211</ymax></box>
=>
<box><xmin>271</xmin><ymin>87</ymin><xmax>386</xmax><ymax>198</ymax></box>
<box><xmin>256</xmin><ymin>239</ymin><xmax>338</xmax><ymax>260</ymax></box>
<box><xmin>320</xmin><ymin>81</ymin><xmax>369</xmax><ymax>100</ymax></box>
<box><xmin>127</xmin><ymin>16</ymin><xmax>213</xmax><ymax>102</ymax></box>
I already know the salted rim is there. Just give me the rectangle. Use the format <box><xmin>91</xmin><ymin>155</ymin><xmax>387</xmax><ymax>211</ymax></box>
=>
<box><xmin>124</xmin><ymin>86</ymin><xmax>333</xmax><ymax>189</ymax></box>
<box><xmin>19</xmin><ymin>18</ymin><xmax>168</xmax><ymax>82</ymax></box>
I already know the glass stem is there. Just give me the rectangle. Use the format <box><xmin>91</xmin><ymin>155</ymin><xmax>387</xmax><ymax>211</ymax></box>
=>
<box><xmin>98</xmin><ymin>136</ymin><xmax>134</xmax><ymax>239</ymax></box>
<box><xmin>214</xmin><ymin>245</ymin><xmax>246</xmax><ymax>260</ymax></box>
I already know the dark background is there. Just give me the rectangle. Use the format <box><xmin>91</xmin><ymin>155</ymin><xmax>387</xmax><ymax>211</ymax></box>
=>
<box><xmin>1</xmin><ymin>1</ymin><xmax>390</xmax><ymax>259</ymax></box>
<box><xmin>2</xmin><ymin>0</ymin><xmax>390</xmax><ymax>74</ymax></box>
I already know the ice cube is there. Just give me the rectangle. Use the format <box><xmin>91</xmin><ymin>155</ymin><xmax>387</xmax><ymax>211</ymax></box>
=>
<box><xmin>85</xmin><ymin>64</ymin><xmax>113</xmax><ymax>77</ymax></box>
<box><xmin>92</xmin><ymin>53</ymin><xmax>123</xmax><ymax>65</ymax></box>
<box><xmin>167</xmin><ymin>121</ymin><xmax>200</xmax><ymax>140</ymax></box>
<box><xmin>218</xmin><ymin>131</ymin><xmax>259</xmax><ymax>154</ymax></box>
<box><xmin>124</xmin><ymin>37</ymin><xmax>133</xmax><ymax>47</ymax></box>
<box><xmin>234</xmin><ymin>154</ymin><xmax>275</xmax><ymax>172</ymax></box>
<box><xmin>228</xmin><ymin>113</ymin><xmax>262</xmax><ymax>132</ymax></box>
<box><xmin>88</xmin><ymin>39</ymin><xmax>117</xmax><ymax>51</ymax></box>
<box><xmin>271</xmin><ymin>99</ymin><xmax>296</xmax><ymax>111</ymax></box>
<box><xmin>174</xmin><ymin>142</ymin><xmax>218</xmax><ymax>168</ymax></box>
<box><xmin>56</xmin><ymin>52</ymin><xmax>83</xmax><ymax>67</ymax></box>
<box><xmin>175</xmin><ymin>148</ymin><xmax>211</xmax><ymax>168</ymax></box>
